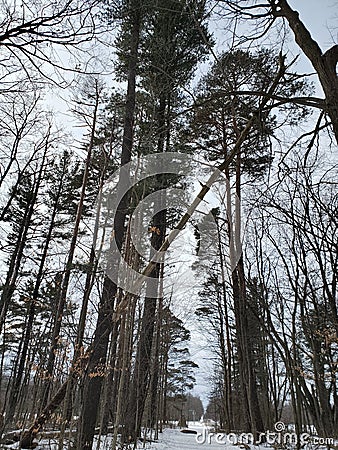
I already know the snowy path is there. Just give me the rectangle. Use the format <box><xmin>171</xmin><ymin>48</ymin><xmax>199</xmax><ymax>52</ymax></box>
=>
<box><xmin>145</xmin><ymin>423</ymin><xmax>242</xmax><ymax>450</ymax></box>
<box><xmin>155</xmin><ymin>428</ymin><xmax>223</xmax><ymax>449</ymax></box>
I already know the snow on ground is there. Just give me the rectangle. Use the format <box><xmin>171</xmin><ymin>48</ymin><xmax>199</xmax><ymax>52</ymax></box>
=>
<box><xmin>2</xmin><ymin>422</ymin><xmax>337</xmax><ymax>450</ymax></box>
<box><xmin>147</xmin><ymin>427</ymin><xmax>227</xmax><ymax>449</ymax></box>
<box><xmin>1</xmin><ymin>424</ymin><xmax>238</xmax><ymax>450</ymax></box>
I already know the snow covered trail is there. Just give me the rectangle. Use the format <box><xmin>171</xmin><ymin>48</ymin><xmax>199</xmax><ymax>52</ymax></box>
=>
<box><xmin>143</xmin><ymin>423</ymin><xmax>243</xmax><ymax>450</ymax></box>
<box><xmin>154</xmin><ymin>428</ymin><xmax>224</xmax><ymax>449</ymax></box>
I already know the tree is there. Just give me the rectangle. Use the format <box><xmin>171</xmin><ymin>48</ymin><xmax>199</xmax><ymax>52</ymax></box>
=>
<box><xmin>0</xmin><ymin>127</ymin><xmax>52</xmax><ymax>332</ymax></box>
<box><xmin>122</xmin><ymin>0</ymin><xmax>211</xmax><ymax>442</ymax></box>
<box><xmin>157</xmin><ymin>307</ymin><xmax>199</xmax><ymax>425</ymax></box>
<box><xmin>0</xmin><ymin>0</ymin><xmax>102</xmax><ymax>89</ymax></box>
<box><xmin>77</xmin><ymin>1</ymin><xmax>144</xmax><ymax>448</ymax></box>
<box><xmin>270</xmin><ymin>0</ymin><xmax>338</xmax><ymax>143</ymax></box>
<box><xmin>2</xmin><ymin>2</ymin><xmax>332</xmax><ymax>446</ymax></box>
<box><xmin>191</xmin><ymin>47</ymin><xmax>310</xmax><ymax>436</ymax></box>
<box><xmin>3</xmin><ymin>150</ymin><xmax>75</xmax><ymax>428</ymax></box>
<box><xmin>253</xmin><ymin>151</ymin><xmax>338</xmax><ymax>438</ymax></box>
<box><xmin>218</xmin><ymin>0</ymin><xmax>338</xmax><ymax>143</ymax></box>
<box><xmin>17</xmin><ymin>79</ymin><xmax>106</xmax><ymax>448</ymax></box>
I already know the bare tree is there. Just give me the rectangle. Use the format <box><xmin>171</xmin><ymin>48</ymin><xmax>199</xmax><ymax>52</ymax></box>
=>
<box><xmin>0</xmin><ymin>0</ymin><xmax>103</xmax><ymax>88</ymax></box>
<box><xmin>218</xmin><ymin>0</ymin><xmax>338</xmax><ymax>143</ymax></box>
<box><xmin>251</xmin><ymin>147</ymin><xmax>337</xmax><ymax>438</ymax></box>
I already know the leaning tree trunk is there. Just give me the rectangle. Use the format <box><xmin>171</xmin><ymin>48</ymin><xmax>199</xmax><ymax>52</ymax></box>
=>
<box><xmin>18</xmin><ymin>62</ymin><xmax>284</xmax><ymax>449</ymax></box>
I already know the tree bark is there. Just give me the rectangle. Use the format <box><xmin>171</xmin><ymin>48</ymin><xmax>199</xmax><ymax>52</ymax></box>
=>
<box><xmin>271</xmin><ymin>0</ymin><xmax>338</xmax><ymax>143</ymax></box>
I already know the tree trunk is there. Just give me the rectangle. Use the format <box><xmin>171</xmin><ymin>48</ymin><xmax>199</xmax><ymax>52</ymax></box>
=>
<box><xmin>122</xmin><ymin>91</ymin><xmax>167</xmax><ymax>443</ymax></box>
<box><xmin>122</xmin><ymin>212</ymin><xmax>165</xmax><ymax>443</ymax></box>
<box><xmin>0</xmin><ymin>134</ymin><xmax>49</xmax><ymax>331</ymax></box>
<box><xmin>77</xmin><ymin>3</ymin><xmax>142</xmax><ymax>448</ymax></box>
<box><xmin>39</xmin><ymin>84</ymin><xmax>100</xmax><ymax>412</ymax></box>
<box><xmin>5</xmin><ymin>156</ymin><xmax>65</xmax><ymax>426</ymax></box>
<box><xmin>272</xmin><ymin>0</ymin><xmax>338</xmax><ymax>143</ymax></box>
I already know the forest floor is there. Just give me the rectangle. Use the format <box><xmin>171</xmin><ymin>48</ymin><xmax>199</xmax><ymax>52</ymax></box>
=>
<box><xmin>1</xmin><ymin>422</ymin><xmax>336</xmax><ymax>450</ymax></box>
<box><xmin>1</xmin><ymin>423</ymin><xmax>236</xmax><ymax>449</ymax></box>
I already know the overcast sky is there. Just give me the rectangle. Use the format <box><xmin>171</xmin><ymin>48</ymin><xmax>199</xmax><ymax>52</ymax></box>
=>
<box><xmin>289</xmin><ymin>0</ymin><xmax>337</xmax><ymax>49</ymax></box>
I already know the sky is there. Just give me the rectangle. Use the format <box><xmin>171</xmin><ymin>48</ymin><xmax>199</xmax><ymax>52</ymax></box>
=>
<box><xmin>287</xmin><ymin>0</ymin><xmax>337</xmax><ymax>93</ymax></box>
<box><xmin>46</xmin><ymin>0</ymin><xmax>337</xmax><ymax>136</ymax></box>
<box><xmin>288</xmin><ymin>0</ymin><xmax>337</xmax><ymax>50</ymax></box>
